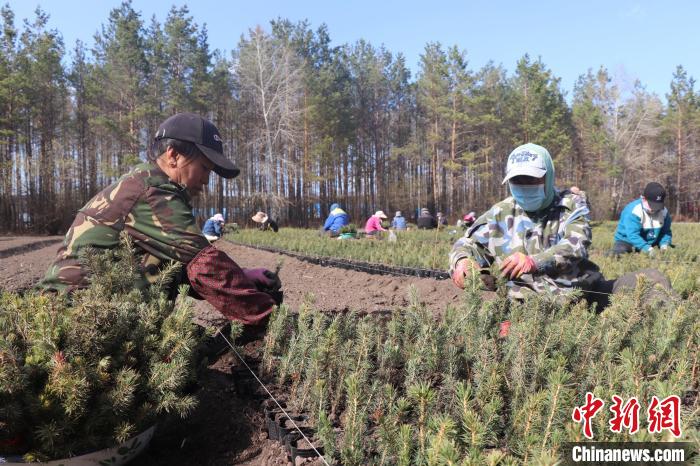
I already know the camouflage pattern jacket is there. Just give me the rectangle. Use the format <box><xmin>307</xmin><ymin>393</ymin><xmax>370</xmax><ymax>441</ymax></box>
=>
<box><xmin>448</xmin><ymin>190</ymin><xmax>601</xmax><ymax>298</ymax></box>
<box><xmin>38</xmin><ymin>163</ymin><xmax>276</xmax><ymax>325</ymax></box>
<box><xmin>39</xmin><ymin>163</ymin><xmax>210</xmax><ymax>292</ymax></box>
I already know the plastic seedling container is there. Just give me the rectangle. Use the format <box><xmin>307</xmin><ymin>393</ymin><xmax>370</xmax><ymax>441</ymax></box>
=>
<box><xmin>0</xmin><ymin>425</ymin><xmax>156</xmax><ymax>466</ymax></box>
<box><xmin>276</xmin><ymin>414</ymin><xmax>308</xmax><ymax>441</ymax></box>
<box><xmin>284</xmin><ymin>429</ymin><xmax>324</xmax><ymax>463</ymax></box>
<box><xmin>263</xmin><ymin>400</ymin><xmax>286</xmax><ymax>441</ymax></box>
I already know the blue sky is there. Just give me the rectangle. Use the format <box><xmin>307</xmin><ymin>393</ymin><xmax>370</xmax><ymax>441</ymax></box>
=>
<box><xmin>6</xmin><ymin>0</ymin><xmax>699</xmax><ymax>100</ymax></box>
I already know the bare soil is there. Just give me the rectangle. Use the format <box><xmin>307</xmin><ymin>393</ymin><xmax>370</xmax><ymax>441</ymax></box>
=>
<box><xmin>1</xmin><ymin>237</ymin><xmax>466</xmax><ymax>465</ymax></box>
<box><xmin>130</xmin><ymin>342</ymin><xmax>292</xmax><ymax>466</ymax></box>
<box><xmin>0</xmin><ymin>237</ymin><xmax>63</xmax><ymax>291</ymax></box>
<box><xmin>0</xmin><ymin>235</ymin><xmax>62</xmax><ymax>253</ymax></box>
<box><xmin>217</xmin><ymin>241</ymin><xmax>462</xmax><ymax>315</ymax></box>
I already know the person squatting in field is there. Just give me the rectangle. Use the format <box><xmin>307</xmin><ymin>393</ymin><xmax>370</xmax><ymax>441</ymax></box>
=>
<box><xmin>38</xmin><ymin>113</ymin><xmax>280</xmax><ymax>327</ymax></box>
<box><xmin>449</xmin><ymin>143</ymin><xmax>605</xmax><ymax>301</ymax></box>
<box><xmin>391</xmin><ymin>211</ymin><xmax>407</xmax><ymax>230</ymax></box>
<box><xmin>417</xmin><ymin>208</ymin><xmax>438</xmax><ymax>229</ymax></box>
<box><xmin>448</xmin><ymin>143</ymin><xmax>675</xmax><ymax>311</ymax></box>
<box><xmin>202</xmin><ymin>213</ymin><xmax>225</xmax><ymax>241</ymax></box>
<box><xmin>251</xmin><ymin>211</ymin><xmax>279</xmax><ymax>232</ymax></box>
<box><xmin>364</xmin><ymin>210</ymin><xmax>388</xmax><ymax>236</ymax></box>
<box><xmin>612</xmin><ymin>182</ymin><xmax>673</xmax><ymax>257</ymax></box>
<box><xmin>320</xmin><ymin>203</ymin><xmax>350</xmax><ymax>237</ymax></box>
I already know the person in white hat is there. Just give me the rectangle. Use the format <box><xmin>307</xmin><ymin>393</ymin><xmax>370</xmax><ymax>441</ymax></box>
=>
<box><xmin>202</xmin><ymin>213</ymin><xmax>225</xmax><ymax>241</ymax></box>
<box><xmin>391</xmin><ymin>211</ymin><xmax>407</xmax><ymax>230</ymax></box>
<box><xmin>364</xmin><ymin>210</ymin><xmax>388</xmax><ymax>237</ymax></box>
<box><xmin>251</xmin><ymin>211</ymin><xmax>279</xmax><ymax>232</ymax></box>
<box><xmin>449</xmin><ymin>143</ymin><xmax>603</xmax><ymax>303</ymax></box>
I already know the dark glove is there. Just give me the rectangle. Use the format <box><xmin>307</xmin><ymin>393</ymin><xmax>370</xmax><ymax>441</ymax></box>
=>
<box><xmin>267</xmin><ymin>290</ymin><xmax>284</xmax><ymax>306</ymax></box>
<box><xmin>243</xmin><ymin>268</ymin><xmax>282</xmax><ymax>292</ymax></box>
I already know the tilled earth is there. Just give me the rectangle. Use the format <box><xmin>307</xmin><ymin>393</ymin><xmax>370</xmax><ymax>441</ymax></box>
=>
<box><xmin>0</xmin><ymin>236</ymin><xmax>466</xmax><ymax>465</ymax></box>
<box><xmin>0</xmin><ymin>236</ymin><xmax>63</xmax><ymax>290</ymax></box>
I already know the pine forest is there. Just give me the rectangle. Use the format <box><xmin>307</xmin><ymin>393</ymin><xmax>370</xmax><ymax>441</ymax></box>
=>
<box><xmin>1</xmin><ymin>2</ymin><xmax>700</xmax><ymax>233</ymax></box>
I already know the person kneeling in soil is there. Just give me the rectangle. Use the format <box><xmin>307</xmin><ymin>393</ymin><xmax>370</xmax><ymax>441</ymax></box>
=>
<box><xmin>392</xmin><ymin>211</ymin><xmax>407</xmax><ymax>230</ymax></box>
<box><xmin>417</xmin><ymin>208</ymin><xmax>437</xmax><ymax>229</ymax></box>
<box><xmin>252</xmin><ymin>211</ymin><xmax>279</xmax><ymax>232</ymax></box>
<box><xmin>320</xmin><ymin>203</ymin><xmax>349</xmax><ymax>237</ymax></box>
<box><xmin>365</xmin><ymin>210</ymin><xmax>388</xmax><ymax>237</ymax></box>
<box><xmin>38</xmin><ymin>113</ymin><xmax>281</xmax><ymax>327</ymax></box>
<box><xmin>202</xmin><ymin>213</ymin><xmax>225</xmax><ymax>242</ymax></box>
<box><xmin>611</xmin><ymin>182</ymin><xmax>672</xmax><ymax>257</ymax></box>
<box><xmin>449</xmin><ymin>143</ymin><xmax>604</xmax><ymax>301</ymax></box>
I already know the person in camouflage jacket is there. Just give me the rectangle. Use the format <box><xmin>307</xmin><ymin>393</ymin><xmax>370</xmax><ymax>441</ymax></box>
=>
<box><xmin>449</xmin><ymin>143</ymin><xmax>602</xmax><ymax>300</ymax></box>
<box><xmin>38</xmin><ymin>113</ymin><xmax>279</xmax><ymax>326</ymax></box>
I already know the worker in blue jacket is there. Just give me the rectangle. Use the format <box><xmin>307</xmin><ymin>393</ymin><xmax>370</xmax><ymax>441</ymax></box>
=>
<box><xmin>391</xmin><ymin>211</ymin><xmax>407</xmax><ymax>230</ymax></box>
<box><xmin>612</xmin><ymin>182</ymin><xmax>672</xmax><ymax>256</ymax></box>
<box><xmin>321</xmin><ymin>203</ymin><xmax>349</xmax><ymax>236</ymax></box>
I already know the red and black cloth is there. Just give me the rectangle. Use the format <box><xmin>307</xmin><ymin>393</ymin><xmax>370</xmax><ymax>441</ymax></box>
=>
<box><xmin>187</xmin><ymin>246</ymin><xmax>276</xmax><ymax>326</ymax></box>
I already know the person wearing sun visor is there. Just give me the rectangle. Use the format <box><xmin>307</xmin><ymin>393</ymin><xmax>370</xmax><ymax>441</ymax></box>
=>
<box><xmin>39</xmin><ymin>113</ymin><xmax>280</xmax><ymax>326</ymax></box>
<box><xmin>448</xmin><ymin>143</ymin><xmax>602</xmax><ymax>300</ymax></box>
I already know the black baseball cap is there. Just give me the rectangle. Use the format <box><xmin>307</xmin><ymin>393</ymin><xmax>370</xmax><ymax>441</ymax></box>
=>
<box><xmin>155</xmin><ymin>113</ymin><xmax>240</xmax><ymax>179</ymax></box>
<box><xmin>643</xmin><ymin>182</ymin><xmax>666</xmax><ymax>211</ymax></box>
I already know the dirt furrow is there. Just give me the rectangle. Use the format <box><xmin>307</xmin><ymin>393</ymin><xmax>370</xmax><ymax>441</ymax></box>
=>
<box><xmin>216</xmin><ymin>239</ymin><xmax>461</xmax><ymax>315</ymax></box>
<box><xmin>0</xmin><ymin>236</ymin><xmax>62</xmax><ymax>256</ymax></box>
<box><xmin>1</xmin><ymin>237</ymin><xmax>463</xmax><ymax>316</ymax></box>
<box><xmin>1</xmin><ymin>236</ymin><xmax>466</xmax><ymax>465</ymax></box>
<box><xmin>0</xmin><ymin>243</ymin><xmax>63</xmax><ymax>292</ymax></box>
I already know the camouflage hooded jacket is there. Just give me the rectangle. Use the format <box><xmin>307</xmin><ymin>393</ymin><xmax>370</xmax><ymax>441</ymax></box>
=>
<box><xmin>448</xmin><ymin>190</ymin><xmax>602</xmax><ymax>298</ymax></box>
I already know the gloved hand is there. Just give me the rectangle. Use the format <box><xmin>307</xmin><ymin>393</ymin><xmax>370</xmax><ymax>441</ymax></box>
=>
<box><xmin>645</xmin><ymin>247</ymin><xmax>657</xmax><ymax>258</ymax></box>
<box><xmin>243</xmin><ymin>268</ymin><xmax>282</xmax><ymax>292</ymax></box>
<box><xmin>451</xmin><ymin>258</ymin><xmax>479</xmax><ymax>289</ymax></box>
<box><xmin>500</xmin><ymin>252</ymin><xmax>537</xmax><ymax>279</ymax></box>
<box><xmin>267</xmin><ymin>290</ymin><xmax>284</xmax><ymax>306</ymax></box>
<box><xmin>498</xmin><ymin>320</ymin><xmax>511</xmax><ymax>338</ymax></box>
<box><xmin>660</xmin><ymin>244</ymin><xmax>669</xmax><ymax>252</ymax></box>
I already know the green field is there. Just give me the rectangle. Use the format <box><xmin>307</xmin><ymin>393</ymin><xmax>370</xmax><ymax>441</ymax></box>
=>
<box><xmin>229</xmin><ymin>222</ymin><xmax>700</xmax><ymax>296</ymax></box>
<box><xmin>233</xmin><ymin>222</ymin><xmax>700</xmax><ymax>464</ymax></box>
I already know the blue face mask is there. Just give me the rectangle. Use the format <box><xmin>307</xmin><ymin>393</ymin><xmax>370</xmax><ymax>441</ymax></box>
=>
<box><xmin>510</xmin><ymin>183</ymin><xmax>546</xmax><ymax>211</ymax></box>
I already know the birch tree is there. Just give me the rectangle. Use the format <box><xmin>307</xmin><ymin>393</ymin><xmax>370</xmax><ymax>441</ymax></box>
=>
<box><xmin>235</xmin><ymin>26</ymin><xmax>303</xmax><ymax>217</ymax></box>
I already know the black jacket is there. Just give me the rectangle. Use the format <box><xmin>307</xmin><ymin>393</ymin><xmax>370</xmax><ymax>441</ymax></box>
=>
<box><xmin>416</xmin><ymin>214</ymin><xmax>437</xmax><ymax>229</ymax></box>
<box><xmin>258</xmin><ymin>219</ymin><xmax>279</xmax><ymax>232</ymax></box>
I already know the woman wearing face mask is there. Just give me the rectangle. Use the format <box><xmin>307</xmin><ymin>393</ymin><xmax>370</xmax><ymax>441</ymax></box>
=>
<box><xmin>448</xmin><ymin>143</ymin><xmax>603</xmax><ymax>301</ymax></box>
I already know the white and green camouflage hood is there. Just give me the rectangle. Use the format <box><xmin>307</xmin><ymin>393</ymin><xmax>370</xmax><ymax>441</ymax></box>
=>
<box><xmin>503</xmin><ymin>143</ymin><xmax>556</xmax><ymax>211</ymax></box>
